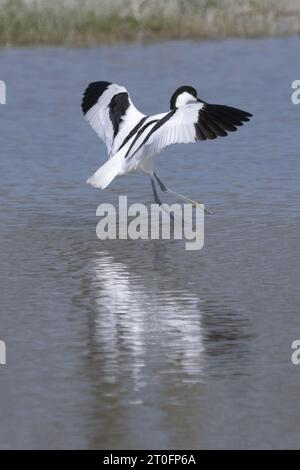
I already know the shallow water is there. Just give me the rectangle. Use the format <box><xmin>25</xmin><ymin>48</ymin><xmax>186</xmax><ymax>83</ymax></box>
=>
<box><xmin>0</xmin><ymin>38</ymin><xmax>300</xmax><ymax>449</ymax></box>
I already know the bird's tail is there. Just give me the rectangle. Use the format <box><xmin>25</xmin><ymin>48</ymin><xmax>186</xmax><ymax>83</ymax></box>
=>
<box><xmin>86</xmin><ymin>152</ymin><xmax>124</xmax><ymax>189</ymax></box>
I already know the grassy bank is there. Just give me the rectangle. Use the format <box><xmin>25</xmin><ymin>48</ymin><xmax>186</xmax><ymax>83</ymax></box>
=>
<box><xmin>0</xmin><ymin>0</ymin><xmax>300</xmax><ymax>46</ymax></box>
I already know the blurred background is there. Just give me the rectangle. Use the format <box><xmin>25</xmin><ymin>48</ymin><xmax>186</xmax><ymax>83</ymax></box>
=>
<box><xmin>0</xmin><ymin>0</ymin><xmax>300</xmax><ymax>45</ymax></box>
<box><xmin>0</xmin><ymin>0</ymin><xmax>300</xmax><ymax>450</ymax></box>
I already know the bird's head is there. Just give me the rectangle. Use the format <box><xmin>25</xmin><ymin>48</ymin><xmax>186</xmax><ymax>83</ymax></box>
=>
<box><xmin>170</xmin><ymin>85</ymin><xmax>199</xmax><ymax>109</ymax></box>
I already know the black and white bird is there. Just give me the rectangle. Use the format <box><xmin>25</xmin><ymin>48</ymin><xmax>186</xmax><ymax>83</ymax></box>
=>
<box><xmin>81</xmin><ymin>81</ymin><xmax>252</xmax><ymax>206</ymax></box>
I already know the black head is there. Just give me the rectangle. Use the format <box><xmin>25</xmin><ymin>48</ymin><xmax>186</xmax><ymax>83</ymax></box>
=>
<box><xmin>170</xmin><ymin>85</ymin><xmax>198</xmax><ymax>109</ymax></box>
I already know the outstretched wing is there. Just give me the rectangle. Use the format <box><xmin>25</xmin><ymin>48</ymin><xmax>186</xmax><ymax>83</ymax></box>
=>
<box><xmin>81</xmin><ymin>81</ymin><xmax>145</xmax><ymax>157</ymax></box>
<box><xmin>135</xmin><ymin>100</ymin><xmax>252</xmax><ymax>157</ymax></box>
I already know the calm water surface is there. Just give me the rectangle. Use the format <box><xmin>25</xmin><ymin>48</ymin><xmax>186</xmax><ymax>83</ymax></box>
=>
<box><xmin>0</xmin><ymin>38</ymin><xmax>300</xmax><ymax>449</ymax></box>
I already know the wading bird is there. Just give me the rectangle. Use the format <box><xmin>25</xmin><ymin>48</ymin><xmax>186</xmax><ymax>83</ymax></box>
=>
<box><xmin>81</xmin><ymin>82</ymin><xmax>252</xmax><ymax>207</ymax></box>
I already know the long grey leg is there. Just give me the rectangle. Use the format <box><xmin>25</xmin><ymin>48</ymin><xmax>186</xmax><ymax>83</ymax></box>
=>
<box><xmin>150</xmin><ymin>176</ymin><xmax>174</xmax><ymax>220</ymax></box>
<box><xmin>150</xmin><ymin>177</ymin><xmax>162</xmax><ymax>205</ymax></box>
<box><xmin>153</xmin><ymin>172</ymin><xmax>167</xmax><ymax>192</ymax></box>
<box><xmin>153</xmin><ymin>172</ymin><xmax>214</xmax><ymax>214</ymax></box>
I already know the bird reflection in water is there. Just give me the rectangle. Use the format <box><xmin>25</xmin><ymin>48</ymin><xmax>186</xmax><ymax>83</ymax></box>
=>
<box><xmin>89</xmin><ymin>251</ymin><xmax>206</xmax><ymax>391</ymax></box>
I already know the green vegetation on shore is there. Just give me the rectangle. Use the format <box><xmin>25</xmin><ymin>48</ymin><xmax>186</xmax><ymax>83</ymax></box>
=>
<box><xmin>0</xmin><ymin>0</ymin><xmax>300</xmax><ymax>46</ymax></box>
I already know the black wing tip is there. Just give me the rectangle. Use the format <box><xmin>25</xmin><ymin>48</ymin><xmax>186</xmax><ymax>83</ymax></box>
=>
<box><xmin>197</xmin><ymin>102</ymin><xmax>252</xmax><ymax>140</ymax></box>
<box><xmin>224</xmin><ymin>105</ymin><xmax>253</xmax><ymax>121</ymax></box>
<box><xmin>81</xmin><ymin>81</ymin><xmax>112</xmax><ymax>115</ymax></box>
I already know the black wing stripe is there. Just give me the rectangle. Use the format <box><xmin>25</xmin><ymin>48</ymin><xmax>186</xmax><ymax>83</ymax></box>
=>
<box><xmin>125</xmin><ymin>119</ymin><xmax>159</xmax><ymax>158</ymax></box>
<box><xmin>109</xmin><ymin>92</ymin><xmax>130</xmax><ymax>138</ymax></box>
<box><xmin>117</xmin><ymin>116</ymin><xmax>148</xmax><ymax>152</ymax></box>
<box><xmin>128</xmin><ymin>110</ymin><xmax>177</xmax><ymax>159</ymax></box>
